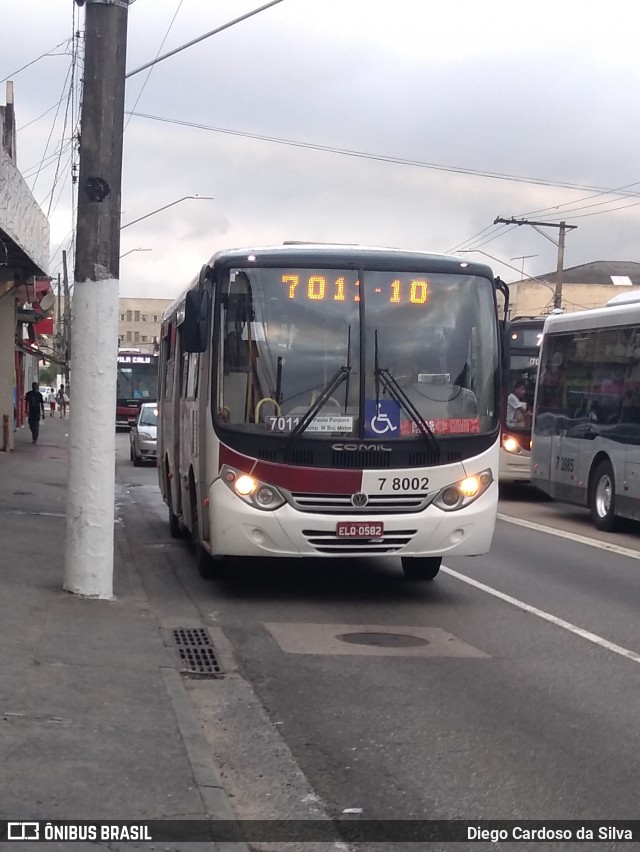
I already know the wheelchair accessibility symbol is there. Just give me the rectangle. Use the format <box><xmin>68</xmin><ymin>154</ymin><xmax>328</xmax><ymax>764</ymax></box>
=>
<box><xmin>364</xmin><ymin>400</ymin><xmax>400</xmax><ymax>438</ymax></box>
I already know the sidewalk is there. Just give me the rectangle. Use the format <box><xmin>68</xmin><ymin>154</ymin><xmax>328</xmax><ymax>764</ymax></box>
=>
<box><xmin>0</xmin><ymin>418</ymin><xmax>246</xmax><ymax>851</ymax></box>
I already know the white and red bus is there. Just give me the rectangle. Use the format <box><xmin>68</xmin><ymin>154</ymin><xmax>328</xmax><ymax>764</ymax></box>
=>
<box><xmin>158</xmin><ymin>245</ymin><xmax>507</xmax><ymax>581</ymax></box>
<box><xmin>116</xmin><ymin>350</ymin><xmax>159</xmax><ymax>429</ymax></box>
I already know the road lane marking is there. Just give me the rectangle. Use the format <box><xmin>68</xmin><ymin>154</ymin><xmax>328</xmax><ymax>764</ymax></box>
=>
<box><xmin>497</xmin><ymin>512</ymin><xmax>640</xmax><ymax>561</ymax></box>
<box><xmin>441</xmin><ymin>565</ymin><xmax>640</xmax><ymax>665</ymax></box>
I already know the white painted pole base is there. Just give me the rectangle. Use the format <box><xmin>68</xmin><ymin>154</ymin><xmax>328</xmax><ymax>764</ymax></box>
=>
<box><xmin>63</xmin><ymin>277</ymin><xmax>119</xmax><ymax>599</ymax></box>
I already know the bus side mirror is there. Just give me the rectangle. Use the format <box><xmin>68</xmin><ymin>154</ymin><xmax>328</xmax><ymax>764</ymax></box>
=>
<box><xmin>494</xmin><ymin>276</ymin><xmax>509</xmax><ymax>320</ymax></box>
<box><xmin>182</xmin><ymin>289</ymin><xmax>210</xmax><ymax>353</ymax></box>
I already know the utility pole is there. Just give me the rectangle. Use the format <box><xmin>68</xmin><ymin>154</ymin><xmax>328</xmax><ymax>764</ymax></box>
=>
<box><xmin>64</xmin><ymin>0</ymin><xmax>130</xmax><ymax>599</ymax></box>
<box><xmin>56</xmin><ymin>272</ymin><xmax>61</xmax><ymax>344</ymax></box>
<box><xmin>494</xmin><ymin>217</ymin><xmax>577</xmax><ymax>310</ymax></box>
<box><xmin>62</xmin><ymin>249</ymin><xmax>71</xmax><ymax>389</ymax></box>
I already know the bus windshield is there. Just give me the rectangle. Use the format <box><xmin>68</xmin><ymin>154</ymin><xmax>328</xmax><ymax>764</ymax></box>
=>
<box><xmin>117</xmin><ymin>361</ymin><xmax>158</xmax><ymax>401</ymax></box>
<box><xmin>216</xmin><ymin>267</ymin><xmax>499</xmax><ymax>439</ymax></box>
<box><xmin>503</xmin><ymin>319</ymin><xmax>544</xmax><ymax>436</ymax></box>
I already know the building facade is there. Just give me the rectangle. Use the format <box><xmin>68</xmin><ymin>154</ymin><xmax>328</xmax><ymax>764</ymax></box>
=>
<box><xmin>118</xmin><ymin>298</ymin><xmax>171</xmax><ymax>353</ymax></box>
<box><xmin>0</xmin><ymin>82</ymin><xmax>50</xmax><ymax>450</ymax></box>
<box><xmin>509</xmin><ymin>261</ymin><xmax>640</xmax><ymax>319</ymax></box>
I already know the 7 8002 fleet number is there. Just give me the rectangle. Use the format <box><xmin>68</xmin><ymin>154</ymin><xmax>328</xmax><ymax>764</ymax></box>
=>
<box><xmin>377</xmin><ymin>476</ymin><xmax>429</xmax><ymax>492</ymax></box>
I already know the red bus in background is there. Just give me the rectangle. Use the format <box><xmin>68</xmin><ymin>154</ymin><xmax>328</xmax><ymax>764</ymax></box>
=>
<box><xmin>499</xmin><ymin>317</ymin><xmax>545</xmax><ymax>481</ymax></box>
<box><xmin>116</xmin><ymin>350</ymin><xmax>159</xmax><ymax>429</ymax></box>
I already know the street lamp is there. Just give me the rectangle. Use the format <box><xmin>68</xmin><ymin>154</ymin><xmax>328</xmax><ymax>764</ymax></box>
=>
<box><xmin>120</xmin><ymin>247</ymin><xmax>152</xmax><ymax>259</ymax></box>
<box><xmin>120</xmin><ymin>195</ymin><xmax>215</xmax><ymax>230</ymax></box>
<box><xmin>511</xmin><ymin>254</ymin><xmax>539</xmax><ymax>280</ymax></box>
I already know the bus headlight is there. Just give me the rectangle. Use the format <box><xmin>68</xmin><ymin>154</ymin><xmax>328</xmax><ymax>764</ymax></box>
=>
<box><xmin>433</xmin><ymin>469</ymin><xmax>493</xmax><ymax>511</ymax></box>
<box><xmin>235</xmin><ymin>475</ymin><xmax>257</xmax><ymax>496</ymax></box>
<box><xmin>220</xmin><ymin>466</ymin><xmax>285</xmax><ymax>511</ymax></box>
<box><xmin>502</xmin><ymin>434</ymin><xmax>521</xmax><ymax>454</ymax></box>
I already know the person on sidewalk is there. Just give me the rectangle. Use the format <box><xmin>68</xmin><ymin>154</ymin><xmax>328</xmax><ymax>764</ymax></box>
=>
<box><xmin>57</xmin><ymin>385</ymin><xmax>69</xmax><ymax>418</ymax></box>
<box><xmin>25</xmin><ymin>382</ymin><xmax>45</xmax><ymax>443</ymax></box>
<box><xmin>47</xmin><ymin>388</ymin><xmax>57</xmax><ymax>417</ymax></box>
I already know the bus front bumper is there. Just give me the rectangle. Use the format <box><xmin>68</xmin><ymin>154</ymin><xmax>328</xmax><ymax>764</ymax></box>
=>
<box><xmin>207</xmin><ymin>479</ymin><xmax>498</xmax><ymax>559</ymax></box>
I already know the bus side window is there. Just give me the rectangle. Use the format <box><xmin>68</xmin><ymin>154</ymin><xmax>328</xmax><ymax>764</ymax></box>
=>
<box><xmin>187</xmin><ymin>354</ymin><xmax>199</xmax><ymax>399</ymax></box>
<box><xmin>181</xmin><ymin>354</ymin><xmax>189</xmax><ymax>399</ymax></box>
<box><xmin>164</xmin><ymin>323</ymin><xmax>175</xmax><ymax>399</ymax></box>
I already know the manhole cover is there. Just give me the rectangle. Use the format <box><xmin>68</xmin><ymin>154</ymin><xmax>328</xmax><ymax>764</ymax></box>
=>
<box><xmin>336</xmin><ymin>632</ymin><xmax>429</xmax><ymax>648</ymax></box>
<box><xmin>172</xmin><ymin>628</ymin><xmax>223</xmax><ymax>677</ymax></box>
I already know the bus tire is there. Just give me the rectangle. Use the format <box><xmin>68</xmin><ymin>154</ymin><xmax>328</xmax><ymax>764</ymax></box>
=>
<box><xmin>589</xmin><ymin>460</ymin><xmax>617</xmax><ymax>531</ymax></box>
<box><xmin>190</xmin><ymin>487</ymin><xmax>225</xmax><ymax>579</ymax></box>
<box><xmin>166</xmin><ymin>470</ymin><xmax>183</xmax><ymax>539</ymax></box>
<box><xmin>401</xmin><ymin>556</ymin><xmax>441</xmax><ymax>581</ymax></box>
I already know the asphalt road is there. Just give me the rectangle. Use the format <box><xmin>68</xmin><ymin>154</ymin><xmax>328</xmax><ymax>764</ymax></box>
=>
<box><xmin>116</xmin><ymin>436</ymin><xmax>640</xmax><ymax>851</ymax></box>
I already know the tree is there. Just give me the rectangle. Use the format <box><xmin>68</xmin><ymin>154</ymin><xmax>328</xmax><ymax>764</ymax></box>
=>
<box><xmin>39</xmin><ymin>363</ymin><xmax>58</xmax><ymax>385</ymax></box>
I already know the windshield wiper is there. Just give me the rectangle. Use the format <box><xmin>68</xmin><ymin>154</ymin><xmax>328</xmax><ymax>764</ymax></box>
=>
<box><xmin>285</xmin><ymin>365</ymin><xmax>351</xmax><ymax>448</ymax></box>
<box><xmin>374</xmin><ymin>330</ymin><xmax>440</xmax><ymax>452</ymax></box>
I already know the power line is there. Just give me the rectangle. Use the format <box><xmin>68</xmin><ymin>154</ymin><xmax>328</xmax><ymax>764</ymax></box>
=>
<box><xmin>30</xmin><ymin>59</ymin><xmax>73</xmax><ymax>194</ymax></box>
<box><xmin>124</xmin><ymin>0</ymin><xmax>184</xmax><ymax>132</ymax></box>
<box><xmin>0</xmin><ymin>38</ymin><xmax>72</xmax><ymax>85</ymax></box>
<box><xmin>127</xmin><ymin>110</ymin><xmax>640</xmax><ymax>197</ymax></box>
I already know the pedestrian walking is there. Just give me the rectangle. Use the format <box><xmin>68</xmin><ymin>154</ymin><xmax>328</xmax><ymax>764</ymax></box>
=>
<box><xmin>57</xmin><ymin>385</ymin><xmax>69</xmax><ymax>418</ymax></box>
<box><xmin>25</xmin><ymin>382</ymin><xmax>45</xmax><ymax>443</ymax></box>
<box><xmin>48</xmin><ymin>389</ymin><xmax>57</xmax><ymax>417</ymax></box>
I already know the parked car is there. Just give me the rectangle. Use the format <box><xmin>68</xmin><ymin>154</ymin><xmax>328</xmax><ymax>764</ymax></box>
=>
<box><xmin>129</xmin><ymin>402</ymin><xmax>157</xmax><ymax>466</ymax></box>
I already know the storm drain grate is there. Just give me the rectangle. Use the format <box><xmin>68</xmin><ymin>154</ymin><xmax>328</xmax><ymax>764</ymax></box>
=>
<box><xmin>172</xmin><ymin>628</ymin><xmax>223</xmax><ymax>677</ymax></box>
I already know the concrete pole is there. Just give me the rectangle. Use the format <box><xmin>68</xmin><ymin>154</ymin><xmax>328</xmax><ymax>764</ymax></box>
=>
<box><xmin>63</xmin><ymin>0</ymin><xmax>130</xmax><ymax>598</ymax></box>
<box><xmin>553</xmin><ymin>222</ymin><xmax>566</xmax><ymax>310</ymax></box>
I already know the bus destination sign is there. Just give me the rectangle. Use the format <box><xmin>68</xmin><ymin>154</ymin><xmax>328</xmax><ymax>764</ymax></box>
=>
<box><xmin>118</xmin><ymin>354</ymin><xmax>153</xmax><ymax>365</ymax></box>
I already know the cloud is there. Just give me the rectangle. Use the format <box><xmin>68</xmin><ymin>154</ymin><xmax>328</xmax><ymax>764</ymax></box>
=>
<box><xmin>4</xmin><ymin>0</ymin><xmax>640</xmax><ymax>295</ymax></box>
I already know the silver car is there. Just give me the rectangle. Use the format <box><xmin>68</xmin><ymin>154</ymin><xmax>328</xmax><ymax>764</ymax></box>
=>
<box><xmin>130</xmin><ymin>402</ymin><xmax>157</xmax><ymax>466</ymax></box>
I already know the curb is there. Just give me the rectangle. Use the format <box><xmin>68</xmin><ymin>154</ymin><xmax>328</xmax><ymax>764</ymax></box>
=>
<box><xmin>116</xmin><ymin>525</ymin><xmax>250</xmax><ymax>852</ymax></box>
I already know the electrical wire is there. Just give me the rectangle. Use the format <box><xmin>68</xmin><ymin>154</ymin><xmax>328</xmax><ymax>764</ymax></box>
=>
<box><xmin>30</xmin><ymin>59</ymin><xmax>73</xmax><ymax>194</ymax></box>
<box><xmin>448</xmin><ymin>224</ymin><xmax>496</xmax><ymax>254</ymax></box>
<box><xmin>126</xmin><ymin>110</ymin><xmax>639</xmax><ymax>197</ymax></box>
<box><xmin>124</xmin><ymin>0</ymin><xmax>184</xmax><ymax>132</ymax></box>
<box><xmin>516</xmin><ymin>179</ymin><xmax>640</xmax><ymax>220</ymax></box>
<box><xmin>17</xmin><ymin>93</ymin><xmax>69</xmax><ymax>133</ymax></box>
<box><xmin>0</xmin><ymin>38</ymin><xmax>72</xmax><ymax>85</ymax></box>
<box><xmin>46</xmin><ymin>66</ymin><xmax>75</xmax><ymax>217</ymax></box>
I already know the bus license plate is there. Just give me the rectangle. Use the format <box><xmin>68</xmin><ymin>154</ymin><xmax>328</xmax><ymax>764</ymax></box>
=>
<box><xmin>336</xmin><ymin>521</ymin><xmax>384</xmax><ymax>539</ymax></box>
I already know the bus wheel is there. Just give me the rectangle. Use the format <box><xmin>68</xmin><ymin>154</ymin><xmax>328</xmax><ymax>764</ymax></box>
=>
<box><xmin>190</xmin><ymin>493</ymin><xmax>225</xmax><ymax>579</ymax></box>
<box><xmin>590</xmin><ymin>460</ymin><xmax>617</xmax><ymax>531</ymax></box>
<box><xmin>401</xmin><ymin>556</ymin><xmax>441</xmax><ymax>581</ymax></box>
<box><xmin>166</xmin><ymin>473</ymin><xmax>183</xmax><ymax>539</ymax></box>
<box><xmin>168</xmin><ymin>506</ymin><xmax>182</xmax><ymax>539</ymax></box>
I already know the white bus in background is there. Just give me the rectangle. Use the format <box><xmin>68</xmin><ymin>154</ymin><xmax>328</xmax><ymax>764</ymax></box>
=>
<box><xmin>157</xmin><ymin>244</ymin><xmax>508</xmax><ymax>581</ymax></box>
<box><xmin>531</xmin><ymin>295</ymin><xmax>640</xmax><ymax>529</ymax></box>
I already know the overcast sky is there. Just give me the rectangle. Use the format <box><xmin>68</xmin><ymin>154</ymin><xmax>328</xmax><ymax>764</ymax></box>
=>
<box><xmin>4</xmin><ymin>0</ymin><xmax>640</xmax><ymax>302</ymax></box>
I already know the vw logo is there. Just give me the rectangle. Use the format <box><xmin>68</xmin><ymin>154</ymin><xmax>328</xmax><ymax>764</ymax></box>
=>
<box><xmin>351</xmin><ymin>492</ymin><xmax>368</xmax><ymax>508</ymax></box>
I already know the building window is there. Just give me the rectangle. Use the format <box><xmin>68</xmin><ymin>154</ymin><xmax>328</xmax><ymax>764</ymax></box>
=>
<box><xmin>126</xmin><ymin>331</ymin><xmax>132</xmax><ymax>342</ymax></box>
<box><xmin>134</xmin><ymin>331</ymin><xmax>140</xmax><ymax>342</ymax></box>
<box><xmin>119</xmin><ymin>314</ymin><xmax>125</xmax><ymax>321</ymax></box>
<box><xmin>119</xmin><ymin>335</ymin><xmax>125</xmax><ymax>344</ymax></box>
<box><xmin>153</xmin><ymin>315</ymin><xmax>158</xmax><ymax>322</ymax></box>
<box><xmin>141</xmin><ymin>314</ymin><xmax>147</xmax><ymax>322</ymax></box>
<box><xmin>126</xmin><ymin>310</ymin><xmax>132</xmax><ymax>322</ymax></box>
<box><xmin>142</xmin><ymin>335</ymin><xmax>148</xmax><ymax>342</ymax></box>
<box><xmin>134</xmin><ymin>311</ymin><xmax>140</xmax><ymax>322</ymax></box>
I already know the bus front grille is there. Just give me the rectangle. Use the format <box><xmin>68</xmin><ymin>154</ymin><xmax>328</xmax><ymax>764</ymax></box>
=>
<box><xmin>289</xmin><ymin>493</ymin><xmax>431</xmax><ymax>514</ymax></box>
<box><xmin>302</xmin><ymin>529</ymin><xmax>417</xmax><ymax>554</ymax></box>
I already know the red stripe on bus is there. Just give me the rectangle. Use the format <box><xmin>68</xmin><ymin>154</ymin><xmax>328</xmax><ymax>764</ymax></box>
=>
<box><xmin>219</xmin><ymin>444</ymin><xmax>362</xmax><ymax>493</ymax></box>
